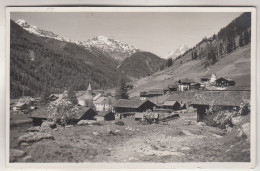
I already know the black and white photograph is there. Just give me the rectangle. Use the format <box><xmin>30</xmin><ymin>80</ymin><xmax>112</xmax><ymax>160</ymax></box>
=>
<box><xmin>6</xmin><ymin>7</ymin><xmax>256</xmax><ymax>168</ymax></box>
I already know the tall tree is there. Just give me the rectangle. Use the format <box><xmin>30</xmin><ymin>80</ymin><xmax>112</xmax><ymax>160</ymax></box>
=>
<box><xmin>167</xmin><ymin>58</ymin><xmax>173</xmax><ymax>67</ymax></box>
<box><xmin>67</xmin><ymin>86</ymin><xmax>78</xmax><ymax>105</ymax></box>
<box><xmin>115</xmin><ymin>78</ymin><xmax>128</xmax><ymax>99</ymax></box>
<box><xmin>39</xmin><ymin>87</ymin><xmax>49</xmax><ymax>105</ymax></box>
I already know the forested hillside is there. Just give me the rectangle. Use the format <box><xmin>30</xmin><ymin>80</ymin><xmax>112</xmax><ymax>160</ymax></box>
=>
<box><xmin>118</xmin><ymin>52</ymin><xmax>165</xmax><ymax>79</ymax></box>
<box><xmin>10</xmin><ymin>20</ymin><xmax>127</xmax><ymax>98</ymax></box>
<box><xmin>175</xmin><ymin>12</ymin><xmax>251</xmax><ymax>67</ymax></box>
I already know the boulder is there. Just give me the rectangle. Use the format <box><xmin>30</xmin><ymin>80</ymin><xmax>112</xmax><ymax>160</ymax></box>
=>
<box><xmin>241</xmin><ymin>123</ymin><xmax>250</xmax><ymax>139</ymax></box>
<box><xmin>92</xmin><ymin>132</ymin><xmax>100</xmax><ymax>136</ymax></box>
<box><xmin>115</xmin><ymin>121</ymin><xmax>124</xmax><ymax>126</ymax></box>
<box><xmin>27</xmin><ymin>126</ymin><xmax>40</xmax><ymax>132</ymax></box>
<box><xmin>41</xmin><ymin>121</ymin><xmax>56</xmax><ymax>129</ymax></box>
<box><xmin>22</xmin><ymin>156</ymin><xmax>34</xmax><ymax>162</ymax></box>
<box><xmin>77</xmin><ymin>120</ymin><xmax>97</xmax><ymax>126</ymax></box>
<box><xmin>231</xmin><ymin>116</ymin><xmax>242</xmax><ymax>126</ymax></box>
<box><xmin>196</xmin><ymin>122</ymin><xmax>206</xmax><ymax>127</ymax></box>
<box><xmin>237</xmin><ymin>128</ymin><xmax>243</xmax><ymax>137</ymax></box>
<box><xmin>17</xmin><ymin>132</ymin><xmax>54</xmax><ymax>145</ymax></box>
<box><xmin>10</xmin><ymin>149</ymin><xmax>26</xmax><ymax>158</ymax></box>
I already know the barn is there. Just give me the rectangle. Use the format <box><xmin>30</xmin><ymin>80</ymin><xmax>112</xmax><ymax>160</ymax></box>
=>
<box><xmin>163</xmin><ymin>100</ymin><xmax>181</xmax><ymax>111</ymax></box>
<box><xmin>216</xmin><ymin>77</ymin><xmax>235</xmax><ymax>87</ymax></box>
<box><xmin>113</xmin><ymin>99</ymin><xmax>156</xmax><ymax>113</ymax></box>
<box><xmin>168</xmin><ymin>84</ymin><xmax>178</xmax><ymax>92</ymax></box>
<box><xmin>30</xmin><ymin>106</ymin><xmax>97</xmax><ymax>126</ymax></box>
<box><xmin>95</xmin><ymin>111</ymin><xmax>115</xmax><ymax>121</ymax></box>
<box><xmin>191</xmin><ymin>91</ymin><xmax>250</xmax><ymax>122</ymax></box>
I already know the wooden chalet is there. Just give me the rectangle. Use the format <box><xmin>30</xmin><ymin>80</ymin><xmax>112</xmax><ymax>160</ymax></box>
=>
<box><xmin>13</xmin><ymin>96</ymin><xmax>36</xmax><ymax>111</ymax></box>
<box><xmin>191</xmin><ymin>91</ymin><xmax>250</xmax><ymax>122</ymax></box>
<box><xmin>113</xmin><ymin>99</ymin><xmax>156</xmax><ymax>114</ymax></box>
<box><xmin>167</xmin><ymin>91</ymin><xmax>196</xmax><ymax>107</ymax></box>
<box><xmin>200</xmin><ymin>77</ymin><xmax>210</xmax><ymax>83</ymax></box>
<box><xmin>95</xmin><ymin>111</ymin><xmax>115</xmax><ymax>121</ymax></box>
<box><xmin>163</xmin><ymin>100</ymin><xmax>181</xmax><ymax>111</ymax></box>
<box><xmin>30</xmin><ymin>106</ymin><xmax>97</xmax><ymax>126</ymax></box>
<box><xmin>168</xmin><ymin>84</ymin><xmax>178</xmax><ymax>92</ymax></box>
<box><xmin>148</xmin><ymin>89</ymin><xmax>164</xmax><ymax>97</ymax></box>
<box><xmin>216</xmin><ymin>77</ymin><xmax>235</xmax><ymax>87</ymax></box>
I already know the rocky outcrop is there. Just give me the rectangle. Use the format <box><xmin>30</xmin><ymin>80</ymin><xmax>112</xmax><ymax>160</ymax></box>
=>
<box><xmin>17</xmin><ymin>132</ymin><xmax>54</xmax><ymax>145</ymax></box>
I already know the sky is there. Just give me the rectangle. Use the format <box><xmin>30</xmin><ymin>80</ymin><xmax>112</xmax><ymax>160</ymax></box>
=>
<box><xmin>11</xmin><ymin>12</ymin><xmax>242</xmax><ymax>58</ymax></box>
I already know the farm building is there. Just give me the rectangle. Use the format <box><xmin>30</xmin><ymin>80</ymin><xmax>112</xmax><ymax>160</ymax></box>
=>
<box><xmin>49</xmin><ymin>94</ymin><xmax>60</xmax><ymax>101</ymax></box>
<box><xmin>191</xmin><ymin>91</ymin><xmax>250</xmax><ymax>122</ymax></box>
<box><xmin>200</xmin><ymin>77</ymin><xmax>210</xmax><ymax>83</ymax></box>
<box><xmin>30</xmin><ymin>106</ymin><xmax>97</xmax><ymax>126</ymax></box>
<box><xmin>190</xmin><ymin>83</ymin><xmax>201</xmax><ymax>89</ymax></box>
<box><xmin>29</xmin><ymin>107</ymin><xmax>49</xmax><ymax>126</ymax></box>
<box><xmin>216</xmin><ymin>77</ymin><xmax>235</xmax><ymax>87</ymax></box>
<box><xmin>13</xmin><ymin>96</ymin><xmax>36</xmax><ymax>111</ymax></box>
<box><xmin>168</xmin><ymin>84</ymin><xmax>178</xmax><ymax>92</ymax></box>
<box><xmin>95</xmin><ymin>111</ymin><xmax>115</xmax><ymax>121</ymax></box>
<box><xmin>148</xmin><ymin>89</ymin><xmax>164</xmax><ymax>97</ymax></box>
<box><xmin>77</xmin><ymin>91</ymin><xmax>93</xmax><ymax>106</ymax></box>
<box><xmin>113</xmin><ymin>99</ymin><xmax>156</xmax><ymax>113</ymax></box>
<box><xmin>167</xmin><ymin>91</ymin><xmax>196</xmax><ymax>107</ymax></box>
<box><xmin>163</xmin><ymin>101</ymin><xmax>181</xmax><ymax>111</ymax></box>
<box><xmin>94</xmin><ymin>96</ymin><xmax>113</xmax><ymax>112</ymax></box>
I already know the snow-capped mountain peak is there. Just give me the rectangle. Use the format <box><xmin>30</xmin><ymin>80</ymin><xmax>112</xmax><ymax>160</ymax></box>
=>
<box><xmin>15</xmin><ymin>19</ymin><xmax>139</xmax><ymax>62</ymax></box>
<box><xmin>84</xmin><ymin>36</ymin><xmax>139</xmax><ymax>61</ymax></box>
<box><xmin>164</xmin><ymin>44</ymin><xmax>189</xmax><ymax>59</ymax></box>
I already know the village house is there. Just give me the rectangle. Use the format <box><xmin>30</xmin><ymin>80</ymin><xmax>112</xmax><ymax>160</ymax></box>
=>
<box><xmin>113</xmin><ymin>99</ymin><xmax>156</xmax><ymax>115</ymax></box>
<box><xmin>148</xmin><ymin>89</ymin><xmax>164</xmax><ymax>97</ymax></box>
<box><xmin>13</xmin><ymin>96</ymin><xmax>36</xmax><ymax>111</ymax></box>
<box><xmin>30</xmin><ymin>106</ymin><xmax>97</xmax><ymax>126</ymax></box>
<box><xmin>191</xmin><ymin>91</ymin><xmax>250</xmax><ymax>122</ymax></box>
<box><xmin>94</xmin><ymin>111</ymin><xmax>115</xmax><ymax>121</ymax></box>
<box><xmin>216</xmin><ymin>77</ymin><xmax>235</xmax><ymax>87</ymax></box>
<box><xmin>77</xmin><ymin>83</ymin><xmax>94</xmax><ymax>107</ymax></box>
<box><xmin>167</xmin><ymin>91</ymin><xmax>196</xmax><ymax>107</ymax></box>
<box><xmin>190</xmin><ymin>83</ymin><xmax>201</xmax><ymax>90</ymax></box>
<box><xmin>168</xmin><ymin>84</ymin><xmax>178</xmax><ymax>92</ymax></box>
<box><xmin>162</xmin><ymin>100</ymin><xmax>181</xmax><ymax>111</ymax></box>
<box><xmin>200</xmin><ymin>77</ymin><xmax>210</xmax><ymax>83</ymax></box>
<box><xmin>93</xmin><ymin>96</ymin><xmax>112</xmax><ymax>112</ymax></box>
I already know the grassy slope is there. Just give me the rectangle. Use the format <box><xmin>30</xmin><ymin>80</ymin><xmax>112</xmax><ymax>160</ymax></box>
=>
<box><xmin>128</xmin><ymin>44</ymin><xmax>251</xmax><ymax>97</ymax></box>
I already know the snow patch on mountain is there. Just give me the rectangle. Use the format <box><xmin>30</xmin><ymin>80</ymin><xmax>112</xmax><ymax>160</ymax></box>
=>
<box><xmin>164</xmin><ymin>45</ymin><xmax>189</xmax><ymax>59</ymax></box>
<box><xmin>15</xmin><ymin>19</ymin><xmax>139</xmax><ymax>62</ymax></box>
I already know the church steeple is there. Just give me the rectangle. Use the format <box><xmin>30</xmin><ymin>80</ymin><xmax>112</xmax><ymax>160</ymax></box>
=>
<box><xmin>87</xmin><ymin>83</ymin><xmax>92</xmax><ymax>92</ymax></box>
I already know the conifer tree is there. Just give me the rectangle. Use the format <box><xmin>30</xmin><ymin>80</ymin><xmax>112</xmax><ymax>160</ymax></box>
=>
<box><xmin>115</xmin><ymin>78</ymin><xmax>128</xmax><ymax>99</ymax></box>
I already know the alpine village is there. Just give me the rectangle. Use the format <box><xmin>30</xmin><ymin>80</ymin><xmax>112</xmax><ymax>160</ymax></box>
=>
<box><xmin>10</xmin><ymin>13</ymin><xmax>251</xmax><ymax>163</ymax></box>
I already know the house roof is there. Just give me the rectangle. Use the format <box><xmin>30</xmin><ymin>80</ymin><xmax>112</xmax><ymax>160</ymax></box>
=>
<box><xmin>113</xmin><ymin>99</ymin><xmax>154</xmax><ymax>108</ymax></box>
<box><xmin>94</xmin><ymin>96</ymin><xmax>106</xmax><ymax>104</ymax></box>
<box><xmin>77</xmin><ymin>92</ymin><xmax>93</xmax><ymax>100</ymax></box>
<box><xmin>93</xmin><ymin>93</ymin><xmax>102</xmax><ymax>101</ymax></box>
<box><xmin>191</xmin><ymin>91</ymin><xmax>250</xmax><ymax>106</ymax></box>
<box><xmin>97</xmin><ymin>111</ymin><xmax>113</xmax><ymax>117</ymax></box>
<box><xmin>163</xmin><ymin>101</ymin><xmax>178</xmax><ymax>106</ymax></box>
<box><xmin>168</xmin><ymin>84</ymin><xmax>178</xmax><ymax>89</ymax></box>
<box><xmin>30</xmin><ymin>107</ymin><xmax>49</xmax><ymax>119</ymax></box>
<box><xmin>148</xmin><ymin>89</ymin><xmax>163</xmax><ymax>95</ymax></box>
<box><xmin>30</xmin><ymin>106</ymin><xmax>96</xmax><ymax>120</ymax></box>
<box><xmin>15</xmin><ymin>96</ymin><xmax>35</xmax><ymax>106</ymax></box>
<box><xmin>167</xmin><ymin>91</ymin><xmax>196</xmax><ymax>102</ymax></box>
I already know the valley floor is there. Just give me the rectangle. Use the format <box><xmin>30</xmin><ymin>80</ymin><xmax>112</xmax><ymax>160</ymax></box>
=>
<box><xmin>10</xmin><ymin>112</ymin><xmax>250</xmax><ymax>163</ymax></box>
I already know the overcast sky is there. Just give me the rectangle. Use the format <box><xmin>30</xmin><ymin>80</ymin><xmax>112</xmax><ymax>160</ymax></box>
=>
<box><xmin>11</xmin><ymin>12</ymin><xmax>242</xmax><ymax>58</ymax></box>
